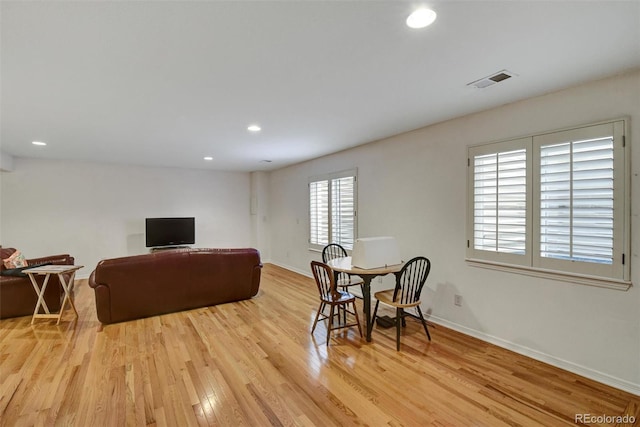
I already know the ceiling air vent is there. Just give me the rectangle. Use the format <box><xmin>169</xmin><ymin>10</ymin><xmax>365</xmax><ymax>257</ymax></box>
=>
<box><xmin>467</xmin><ymin>70</ymin><xmax>517</xmax><ymax>89</ymax></box>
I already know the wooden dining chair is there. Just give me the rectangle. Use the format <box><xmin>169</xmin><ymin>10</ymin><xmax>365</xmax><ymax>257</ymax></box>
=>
<box><xmin>371</xmin><ymin>256</ymin><xmax>431</xmax><ymax>350</ymax></box>
<box><xmin>310</xmin><ymin>261</ymin><xmax>363</xmax><ymax>345</ymax></box>
<box><xmin>321</xmin><ymin>243</ymin><xmax>364</xmax><ymax>295</ymax></box>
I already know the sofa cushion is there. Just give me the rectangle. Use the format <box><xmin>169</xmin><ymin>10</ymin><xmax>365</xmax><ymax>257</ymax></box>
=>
<box><xmin>3</xmin><ymin>250</ymin><xmax>28</xmax><ymax>269</ymax></box>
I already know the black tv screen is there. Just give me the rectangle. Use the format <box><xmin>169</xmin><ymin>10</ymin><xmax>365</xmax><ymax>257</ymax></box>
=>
<box><xmin>145</xmin><ymin>217</ymin><xmax>195</xmax><ymax>247</ymax></box>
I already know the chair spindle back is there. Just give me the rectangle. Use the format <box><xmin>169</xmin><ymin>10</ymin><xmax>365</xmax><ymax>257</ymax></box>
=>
<box><xmin>394</xmin><ymin>256</ymin><xmax>431</xmax><ymax>304</ymax></box>
<box><xmin>311</xmin><ymin>261</ymin><xmax>336</xmax><ymax>300</ymax></box>
<box><xmin>322</xmin><ymin>243</ymin><xmax>348</xmax><ymax>263</ymax></box>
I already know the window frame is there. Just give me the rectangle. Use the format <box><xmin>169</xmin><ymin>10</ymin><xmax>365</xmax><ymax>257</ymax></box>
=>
<box><xmin>308</xmin><ymin>169</ymin><xmax>358</xmax><ymax>252</ymax></box>
<box><xmin>467</xmin><ymin>137</ymin><xmax>532</xmax><ymax>267</ymax></box>
<box><xmin>466</xmin><ymin>119</ymin><xmax>630</xmax><ymax>290</ymax></box>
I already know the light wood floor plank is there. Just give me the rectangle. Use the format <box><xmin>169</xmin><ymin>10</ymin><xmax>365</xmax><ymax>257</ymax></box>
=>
<box><xmin>0</xmin><ymin>263</ymin><xmax>638</xmax><ymax>426</ymax></box>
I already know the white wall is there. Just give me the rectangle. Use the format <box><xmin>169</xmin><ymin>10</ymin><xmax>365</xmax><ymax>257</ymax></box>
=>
<box><xmin>250</xmin><ymin>171</ymin><xmax>271</xmax><ymax>262</ymax></box>
<box><xmin>0</xmin><ymin>151</ymin><xmax>14</xmax><ymax>172</ymax></box>
<box><xmin>0</xmin><ymin>159</ymin><xmax>253</xmax><ymax>278</ymax></box>
<box><xmin>267</xmin><ymin>70</ymin><xmax>640</xmax><ymax>394</ymax></box>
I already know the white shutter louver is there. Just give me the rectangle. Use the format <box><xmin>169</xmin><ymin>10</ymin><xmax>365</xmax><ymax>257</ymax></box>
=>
<box><xmin>309</xmin><ymin>180</ymin><xmax>329</xmax><ymax>247</ymax></box>
<box><xmin>474</xmin><ymin>149</ymin><xmax>527</xmax><ymax>254</ymax></box>
<box><xmin>540</xmin><ymin>137</ymin><xmax>614</xmax><ymax>264</ymax></box>
<box><xmin>332</xmin><ymin>176</ymin><xmax>356</xmax><ymax>249</ymax></box>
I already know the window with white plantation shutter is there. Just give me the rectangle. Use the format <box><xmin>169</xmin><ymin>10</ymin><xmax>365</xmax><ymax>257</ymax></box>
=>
<box><xmin>467</xmin><ymin>120</ymin><xmax>629</xmax><ymax>287</ymax></box>
<box><xmin>309</xmin><ymin>170</ymin><xmax>357</xmax><ymax>251</ymax></box>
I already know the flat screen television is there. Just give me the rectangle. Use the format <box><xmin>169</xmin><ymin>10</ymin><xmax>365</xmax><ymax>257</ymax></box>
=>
<box><xmin>145</xmin><ymin>217</ymin><xmax>195</xmax><ymax>247</ymax></box>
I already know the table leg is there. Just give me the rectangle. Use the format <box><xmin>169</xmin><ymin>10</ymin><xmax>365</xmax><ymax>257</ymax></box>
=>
<box><xmin>28</xmin><ymin>273</ymin><xmax>52</xmax><ymax>325</ymax></box>
<box><xmin>57</xmin><ymin>272</ymin><xmax>79</xmax><ymax>325</ymax></box>
<box><xmin>362</xmin><ymin>276</ymin><xmax>373</xmax><ymax>342</ymax></box>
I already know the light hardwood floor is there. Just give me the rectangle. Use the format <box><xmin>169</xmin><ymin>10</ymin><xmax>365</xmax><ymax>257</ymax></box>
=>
<box><xmin>0</xmin><ymin>263</ymin><xmax>638</xmax><ymax>426</ymax></box>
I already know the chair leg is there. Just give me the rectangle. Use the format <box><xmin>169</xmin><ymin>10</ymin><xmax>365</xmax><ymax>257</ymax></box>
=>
<box><xmin>311</xmin><ymin>302</ymin><xmax>325</xmax><ymax>333</ymax></box>
<box><xmin>327</xmin><ymin>304</ymin><xmax>335</xmax><ymax>345</ymax></box>
<box><xmin>416</xmin><ymin>305</ymin><xmax>431</xmax><ymax>341</ymax></box>
<box><xmin>396</xmin><ymin>307</ymin><xmax>402</xmax><ymax>351</ymax></box>
<box><xmin>352</xmin><ymin>301</ymin><xmax>363</xmax><ymax>337</ymax></box>
<box><xmin>341</xmin><ymin>287</ymin><xmax>348</xmax><ymax>324</ymax></box>
<box><xmin>370</xmin><ymin>300</ymin><xmax>381</xmax><ymax>337</ymax></box>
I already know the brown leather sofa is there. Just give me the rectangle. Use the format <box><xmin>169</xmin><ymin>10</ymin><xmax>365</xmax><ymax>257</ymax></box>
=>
<box><xmin>89</xmin><ymin>248</ymin><xmax>262</xmax><ymax>325</ymax></box>
<box><xmin>0</xmin><ymin>247</ymin><xmax>75</xmax><ymax>319</ymax></box>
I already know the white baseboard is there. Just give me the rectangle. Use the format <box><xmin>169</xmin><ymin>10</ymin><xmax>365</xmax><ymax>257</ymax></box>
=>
<box><xmin>269</xmin><ymin>261</ymin><xmax>312</xmax><ymax>278</ymax></box>
<box><xmin>428</xmin><ymin>314</ymin><xmax>640</xmax><ymax>397</ymax></box>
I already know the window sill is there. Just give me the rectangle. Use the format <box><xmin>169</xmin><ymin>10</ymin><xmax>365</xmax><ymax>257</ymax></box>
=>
<box><xmin>465</xmin><ymin>258</ymin><xmax>631</xmax><ymax>291</ymax></box>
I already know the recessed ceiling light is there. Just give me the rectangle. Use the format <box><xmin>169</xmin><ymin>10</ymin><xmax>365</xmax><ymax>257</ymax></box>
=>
<box><xmin>32</xmin><ymin>141</ymin><xmax>47</xmax><ymax>146</ymax></box>
<box><xmin>406</xmin><ymin>8</ymin><xmax>437</xmax><ymax>29</ymax></box>
<box><xmin>247</xmin><ymin>125</ymin><xmax>261</xmax><ymax>132</ymax></box>
<box><xmin>203</xmin><ymin>156</ymin><xmax>213</xmax><ymax>161</ymax></box>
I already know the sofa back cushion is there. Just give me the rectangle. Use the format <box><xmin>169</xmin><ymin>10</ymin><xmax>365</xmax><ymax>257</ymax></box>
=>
<box><xmin>91</xmin><ymin>248</ymin><xmax>262</xmax><ymax>324</ymax></box>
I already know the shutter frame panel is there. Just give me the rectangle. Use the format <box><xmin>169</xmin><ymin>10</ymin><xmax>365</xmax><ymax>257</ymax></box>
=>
<box><xmin>467</xmin><ymin>137</ymin><xmax>531</xmax><ymax>267</ymax></box>
<box><xmin>532</xmin><ymin>121</ymin><xmax>626</xmax><ymax>280</ymax></box>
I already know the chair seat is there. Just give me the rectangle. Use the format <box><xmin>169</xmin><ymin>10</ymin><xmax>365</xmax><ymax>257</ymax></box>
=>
<box><xmin>374</xmin><ymin>289</ymin><xmax>421</xmax><ymax>308</ymax></box>
<box><xmin>322</xmin><ymin>290</ymin><xmax>357</xmax><ymax>304</ymax></box>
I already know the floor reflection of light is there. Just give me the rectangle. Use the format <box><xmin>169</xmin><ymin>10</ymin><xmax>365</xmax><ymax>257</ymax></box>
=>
<box><xmin>306</xmin><ymin>310</ymin><xmax>369</xmax><ymax>379</ymax></box>
<box><xmin>307</xmin><ymin>312</ymin><xmax>331</xmax><ymax>378</ymax></box>
<box><xmin>203</xmin><ymin>392</ymin><xmax>217</xmax><ymax>421</ymax></box>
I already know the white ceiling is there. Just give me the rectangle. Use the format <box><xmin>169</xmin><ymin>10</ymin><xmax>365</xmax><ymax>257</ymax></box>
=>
<box><xmin>2</xmin><ymin>1</ymin><xmax>639</xmax><ymax>172</ymax></box>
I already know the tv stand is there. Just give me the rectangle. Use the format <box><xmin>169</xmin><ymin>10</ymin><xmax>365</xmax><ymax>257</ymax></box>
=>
<box><xmin>149</xmin><ymin>246</ymin><xmax>191</xmax><ymax>253</ymax></box>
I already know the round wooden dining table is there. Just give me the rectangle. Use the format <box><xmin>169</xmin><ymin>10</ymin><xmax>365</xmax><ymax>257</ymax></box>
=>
<box><xmin>326</xmin><ymin>256</ymin><xmax>403</xmax><ymax>342</ymax></box>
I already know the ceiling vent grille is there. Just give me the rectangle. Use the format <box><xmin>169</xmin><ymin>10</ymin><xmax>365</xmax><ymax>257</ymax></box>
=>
<box><xmin>467</xmin><ymin>70</ymin><xmax>517</xmax><ymax>89</ymax></box>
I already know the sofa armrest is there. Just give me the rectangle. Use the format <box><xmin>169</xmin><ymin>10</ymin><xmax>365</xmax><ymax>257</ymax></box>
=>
<box><xmin>251</xmin><ymin>263</ymin><xmax>263</xmax><ymax>297</ymax></box>
<box><xmin>88</xmin><ymin>269</ymin><xmax>99</xmax><ymax>289</ymax></box>
<box><xmin>88</xmin><ymin>269</ymin><xmax>111</xmax><ymax>324</ymax></box>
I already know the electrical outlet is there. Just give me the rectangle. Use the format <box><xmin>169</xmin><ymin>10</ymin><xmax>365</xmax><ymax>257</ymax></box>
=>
<box><xmin>378</xmin><ymin>277</ymin><xmax>383</xmax><ymax>283</ymax></box>
<box><xmin>454</xmin><ymin>294</ymin><xmax>462</xmax><ymax>307</ymax></box>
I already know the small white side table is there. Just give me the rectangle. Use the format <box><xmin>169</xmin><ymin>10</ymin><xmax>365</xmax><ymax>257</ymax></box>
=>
<box><xmin>24</xmin><ymin>265</ymin><xmax>83</xmax><ymax>325</ymax></box>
